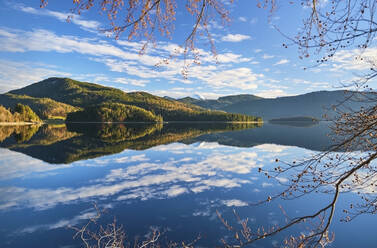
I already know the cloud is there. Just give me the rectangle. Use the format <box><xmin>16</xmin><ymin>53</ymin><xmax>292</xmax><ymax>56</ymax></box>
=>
<box><xmin>221</xmin><ymin>34</ymin><xmax>251</xmax><ymax>42</ymax></box>
<box><xmin>262</xmin><ymin>54</ymin><xmax>274</xmax><ymax>59</ymax></box>
<box><xmin>19</xmin><ymin>210</ymin><xmax>97</xmax><ymax>234</ymax></box>
<box><xmin>254</xmin><ymin>144</ymin><xmax>287</xmax><ymax>153</ymax></box>
<box><xmin>18</xmin><ymin>6</ymin><xmax>100</xmax><ymax>32</ymax></box>
<box><xmin>255</xmin><ymin>89</ymin><xmax>291</xmax><ymax>98</ymax></box>
<box><xmin>161</xmin><ymin>185</ymin><xmax>188</xmax><ymax>197</ymax></box>
<box><xmin>329</xmin><ymin>48</ymin><xmax>377</xmax><ymax>71</ymax></box>
<box><xmin>273</xmin><ymin>59</ymin><xmax>290</xmax><ymax>65</ymax></box>
<box><xmin>215</xmin><ymin>53</ymin><xmax>251</xmax><ymax>63</ymax></box>
<box><xmin>114</xmin><ymin>78</ymin><xmax>148</xmax><ymax>87</ymax></box>
<box><xmin>222</xmin><ymin>199</ymin><xmax>248</xmax><ymax>207</ymax></box>
<box><xmin>289</xmin><ymin>78</ymin><xmax>331</xmax><ymax>90</ymax></box>
<box><xmin>192</xmin><ymin>67</ymin><xmax>262</xmax><ymax>90</ymax></box>
<box><xmin>238</xmin><ymin>17</ymin><xmax>247</xmax><ymax>22</ymax></box>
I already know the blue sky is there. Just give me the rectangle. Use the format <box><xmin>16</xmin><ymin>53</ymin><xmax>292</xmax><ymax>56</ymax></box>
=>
<box><xmin>0</xmin><ymin>0</ymin><xmax>375</xmax><ymax>98</ymax></box>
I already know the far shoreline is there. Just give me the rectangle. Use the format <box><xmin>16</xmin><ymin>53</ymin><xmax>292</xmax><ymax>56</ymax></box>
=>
<box><xmin>0</xmin><ymin>120</ymin><xmax>264</xmax><ymax>126</ymax></box>
<box><xmin>0</xmin><ymin>122</ymin><xmax>42</xmax><ymax>126</ymax></box>
<box><xmin>65</xmin><ymin>120</ymin><xmax>264</xmax><ymax>124</ymax></box>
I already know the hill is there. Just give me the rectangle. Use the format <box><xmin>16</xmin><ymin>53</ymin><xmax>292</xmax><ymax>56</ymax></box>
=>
<box><xmin>177</xmin><ymin>94</ymin><xmax>263</xmax><ymax>110</ymax></box>
<box><xmin>8</xmin><ymin>77</ymin><xmax>261</xmax><ymax>122</ymax></box>
<box><xmin>66</xmin><ymin>102</ymin><xmax>163</xmax><ymax>123</ymax></box>
<box><xmin>177</xmin><ymin>91</ymin><xmax>375</xmax><ymax>120</ymax></box>
<box><xmin>0</xmin><ymin>93</ymin><xmax>79</xmax><ymax>119</ymax></box>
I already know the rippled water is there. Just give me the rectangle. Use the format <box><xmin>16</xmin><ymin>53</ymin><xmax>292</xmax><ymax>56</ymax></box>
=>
<box><xmin>0</xmin><ymin>123</ymin><xmax>375</xmax><ymax>247</ymax></box>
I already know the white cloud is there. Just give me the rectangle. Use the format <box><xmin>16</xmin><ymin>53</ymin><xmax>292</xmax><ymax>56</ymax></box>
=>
<box><xmin>222</xmin><ymin>199</ymin><xmax>248</xmax><ymax>207</ymax></box>
<box><xmin>238</xmin><ymin>17</ymin><xmax>247</xmax><ymax>22</ymax></box>
<box><xmin>20</xmin><ymin>210</ymin><xmax>97</xmax><ymax>233</ymax></box>
<box><xmin>274</xmin><ymin>59</ymin><xmax>290</xmax><ymax>66</ymax></box>
<box><xmin>254</xmin><ymin>144</ymin><xmax>287</xmax><ymax>153</ymax></box>
<box><xmin>262</xmin><ymin>182</ymin><xmax>273</xmax><ymax>187</ymax></box>
<box><xmin>289</xmin><ymin>78</ymin><xmax>332</xmax><ymax>90</ymax></box>
<box><xmin>256</xmin><ymin>89</ymin><xmax>291</xmax><ymax>98</ymax></box>
<box><xmin>329</xmin><ymin>48</ymin><xmax>377</xmax><ymax>71</ymax></box>
<box><xmin>216</xmin><ymin>53</ymin><xmax>251</xmax><ymax>63</ymax></box>
<box><xmin>18</xmin><ymin>6</ymin><xmax>100</xmax><ymax>31</ymax></box>
<box><xmin>262</xmin><ymin>54</ymin><xmax>274</xmax><ymax>59</ymax></box>
<box><xmin>114</xmin><ymin>78</ymin><xmax>149</xmax><ymax>87</ymax></box>
<box><xmin>191</xmin><ymin>67</ymin><xmax>263</xmax><ymax>90</ymax></box>
<box><xmin>162</xmin><ymin>185</ymin><xmax>188</xmax><ymax>197</ymax></box>
<box><xmin>221</xmin><ymin>34</ymin><xmax>251</xmax><ymax>42</ymax></box>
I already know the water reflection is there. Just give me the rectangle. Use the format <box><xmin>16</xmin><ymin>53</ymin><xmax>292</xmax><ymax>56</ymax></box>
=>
<box><xmin>0</xmin><ymin>123</ymin><xmax>375</xmax><ymax>248</ymax></box>
<box><xmin>0</xmin><ymin>122</ymin><xmax>338</xmax><ymax>165</ymax></box>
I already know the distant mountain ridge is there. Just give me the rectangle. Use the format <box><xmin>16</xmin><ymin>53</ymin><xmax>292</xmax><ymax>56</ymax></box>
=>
<box><xmin>178</xmin><ymin>94</ymin><xmax>263</xmax><ymax>110</ymax></box>
<box><xmin>177</xmin><ymin>91</ymin><xmax>375</xmax><ymax>120</ymax></box>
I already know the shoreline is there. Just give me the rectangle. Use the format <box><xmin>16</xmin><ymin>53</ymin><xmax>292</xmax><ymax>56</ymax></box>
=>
<box><xmin>0</xmin><ymin>120</ymin><xmax>264</xmax><ymax>125</ymax></box>
<box><xmin>0</xmin><ymin>122</ymin><xmax>42</xmax><ymax>126</ymax></box>
<box><xmin>65</xmin><ymin>120</ymin><xmax>264</xmax><ymax>124</ymax></box>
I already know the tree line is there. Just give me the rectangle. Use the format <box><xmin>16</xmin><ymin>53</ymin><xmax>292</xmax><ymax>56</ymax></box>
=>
<box><xmin>0</xmin><ymin>104</ymin><xmax>41</xmax><ymax>123</ymax></box>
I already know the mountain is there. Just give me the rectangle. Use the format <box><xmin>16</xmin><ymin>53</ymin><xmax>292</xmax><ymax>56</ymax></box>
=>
<box><xmin>177</xmin><ymin>91</ymin><xmax>375</xmax><ymax>120</ymax></box>
<box><xmin>178</xmin><ymin>94</ymin><xmax>263</xmax><ymax>110</ymax></box>
<box><xmin>8</xmin><ymin>77</ymin><xmax>261</xmax><ymax>122</ymax></box>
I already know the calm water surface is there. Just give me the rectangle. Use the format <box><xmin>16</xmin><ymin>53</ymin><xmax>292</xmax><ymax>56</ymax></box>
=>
<box><xmin>0</xmin><ymin>122</ymin><xmax>375</xmax><ymax>247</ymax></box>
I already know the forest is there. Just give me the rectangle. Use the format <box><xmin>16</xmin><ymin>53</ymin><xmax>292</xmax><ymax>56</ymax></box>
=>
<box><xmin>0</xmin><ymin>104</ymin><xmax>41</xmax><ymax>123</ymax></box>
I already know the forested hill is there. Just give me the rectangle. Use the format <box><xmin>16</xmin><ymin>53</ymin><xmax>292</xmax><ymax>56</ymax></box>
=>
<box><xmin>7</xmin><ymin>77</ymin><xmax>261</xmax><ymax>122</ymax></box>
<box><xmin>9</xmin><ymin>78</ymin><xmax>204</xmax><ymax>112</ymax></box>
<box><xmin>177</xmin><ymin>91</ymin><xmax>375</xmax><ymax>120</ymax></box>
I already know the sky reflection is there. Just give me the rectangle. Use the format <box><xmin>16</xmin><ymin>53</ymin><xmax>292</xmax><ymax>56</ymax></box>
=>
<box><xmin>0</xmin><ymin>142</ymin><xmax>297</xmax><ymax>211</ymax></box>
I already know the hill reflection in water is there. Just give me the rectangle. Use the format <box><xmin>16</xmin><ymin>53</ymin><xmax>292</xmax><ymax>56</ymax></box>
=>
<box><xmin>0</xmin><ymin>122</ymin><xmax>264</xmax><ymax>164</ymax></box>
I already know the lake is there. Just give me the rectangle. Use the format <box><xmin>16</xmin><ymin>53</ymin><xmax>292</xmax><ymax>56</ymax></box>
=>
<box><xmin>0</xmin><ymin>122</ymin><xmax>376</xmax><ymax>247</ymax></box>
